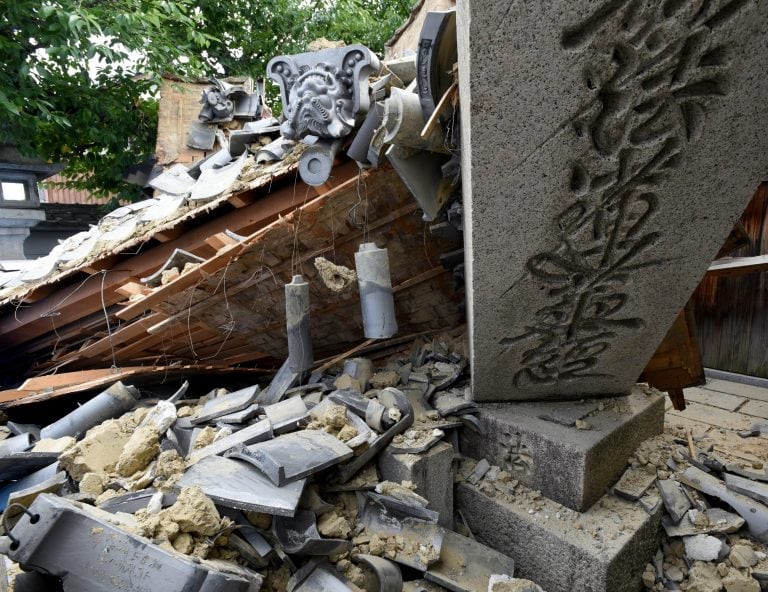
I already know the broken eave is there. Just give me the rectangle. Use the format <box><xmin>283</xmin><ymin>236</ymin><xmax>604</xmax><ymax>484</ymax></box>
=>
<box><xmin>0</xmin><ymin>159</ymin><xmax>463</xmax><ymax>386</ymax></box>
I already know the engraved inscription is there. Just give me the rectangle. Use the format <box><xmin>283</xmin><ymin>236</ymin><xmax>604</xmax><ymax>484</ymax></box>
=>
<box><xmin>501</xmin><ymin>0</ymin><xmax>746</xmax><ymax>387</ymax></box>
<box><xmin>500</xmin><ymin>430</ymin><xmax>533</xmax><ymax>477</ymax></box>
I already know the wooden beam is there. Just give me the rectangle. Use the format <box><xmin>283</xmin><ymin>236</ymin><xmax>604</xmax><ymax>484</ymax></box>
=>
<box><xmin>707</xmin><ymin>254</ymin><xmax>768</xmax><ymax>277</ymax></box>
<box><xmin>82</xmin><ymin>255</ymin><xmax>119</xmax><ymax>275</ymax></box>
<box><xmin>118</xmin><ymin>170</ymin><xmax>367</xmax><ymax>323</ymax></box>
<box><xmin>115</xmin><ymin>281</ymin><xmax>152</xmax><ymax>299</ymax></box>
<box><xmin>314</xmin><ymin>339</ymin><xmax>376</xmax><ymax>374</ymax></box>
<box><xmin>205</xmin><ymin>231</ymin><xmax>240</xmax><ymax>252</ymax></box>
<box><xmin>154</xmin><ymin>226</ymin><xmax>186</xmax><ymax>242</ymax></box>
<box><xmin>0</xmin><ymin>365</ymin><xmax>267</xmax><ymax>407</ymax></box>
<box><xmin>67</xmin><ymin>312</ymin><xmax>168</xmax><ymax>364</ymax></box>
<box><xmin>228</xmin><ymin>193</ymin><xmax>256</xmax><ymax>208</ymax></box>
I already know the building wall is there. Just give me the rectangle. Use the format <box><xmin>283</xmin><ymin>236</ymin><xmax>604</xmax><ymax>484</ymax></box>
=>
<box><xmin>693</xmin><ymin>183</ymin><xmax>768</xmax><ymax>377</ymax></box>
<box><xmin>155</xmin><ymin>79</ymin><xmax>212</xmax><ymax>166</ymax></box>
<box><xmin>41</xmin><ymin>175</ymin><xmax>112</xmax><ymax>205</ymax></box>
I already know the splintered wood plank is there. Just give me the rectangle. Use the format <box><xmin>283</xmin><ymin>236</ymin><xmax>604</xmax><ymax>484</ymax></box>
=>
<box><xmin>0</xmin><ymin>365</ymin><xmax>266</xmax><ymax>407</ymax></box>
<box><xmin>18</xmin><ymin>368</ymin><xmax>136</xmax><ymax>392</ymax></box>
<box><xmin>684</xmin><ymin>387</ymin><xmax>746</xmax><ymax>412</ymax></box>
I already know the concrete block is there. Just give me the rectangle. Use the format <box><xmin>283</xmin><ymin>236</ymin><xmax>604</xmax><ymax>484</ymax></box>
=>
<box><xmin>456</xmin><ymin>482</ymin><xmax>662</xmax><ymax>592</ymax></box>
<box><xmin>456</xmin><ymin>0</ymin><xmax>768</xmax><ymax>401</ymax></box>
<box><xmin>378</xmin><ymin>441</ymin><xmax>455</xmax><ymax>528</ymax></box>
<box><xmin>460</xmin><ymin>386</ymin><xmax>664</xmax><ymax>511</ymax></box>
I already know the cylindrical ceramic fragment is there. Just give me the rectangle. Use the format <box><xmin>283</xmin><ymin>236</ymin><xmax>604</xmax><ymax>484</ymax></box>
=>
<box><xmin>299</xmin><ymin>139</ymin><xmax>343</xmax><ymax>186</ymax></box>
<box><xmin>355</xmin><ymin>243</ymin><xmax>398</xmax><ymax>339</ymax></box>
<box><xmin>285</xmin><ymin>274</ymin><xmax>313</xmax><ymax>373</ymax></box>
<box><xmin>39</xmin><ymin>381</ymin><xmax>138</xmax><ymax>440</ymax></box>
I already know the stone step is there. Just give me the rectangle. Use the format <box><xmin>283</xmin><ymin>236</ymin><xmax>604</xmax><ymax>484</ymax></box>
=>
<box><xmin>460</xmin><ymin>386</ymin><xmax>664</xmax><ymax>512</ymax></box>
<box><xmin>456</xmin><ymin>482</ymin><xmax>662</xmax><ymax>592</ymax></box>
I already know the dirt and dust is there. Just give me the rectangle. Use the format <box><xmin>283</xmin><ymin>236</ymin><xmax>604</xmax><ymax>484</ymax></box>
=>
<box><xmin>31</xmin><ymin>436</ymin><xmax>75</xmax><ymax>453</ymax></box>
<box><xmin>488</xmin><ymin>576</ymin><xmax>545</xmax><ymax>592</ymax></box>
<box><xmin>314</xmin><ymin>257</ymin><xmax>357</xmax><ymax>292</ymax></box>
<box><xmin>308</xmin><ymin>403</ymin><xmax>359</xmax><ymax>443</ymax></box>
<box><xmin>193</xmin><ymin>426</ymin><xmax>218</xmax><ymax>450</ymax></box>
<box><xmin>58</xmin><ymin>411</ymin><xmax>142</xmax><ymax>480</ymax></box>
<box><xmin>133</xmin><ymin>486</ymin><xmax>230</xmax><ymax>559</ymax></box>
<box><xmin>115</xmin><ymin>425</ymin><xmax>161</xmax><ymax>477</ymax></box>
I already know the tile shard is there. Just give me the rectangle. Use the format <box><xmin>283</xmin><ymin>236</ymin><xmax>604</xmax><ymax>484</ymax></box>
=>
<box><xmin>227</xmin><ymin>429</ymin><xmax>354</xmax><ymax>486</ymax></box>
<box><xmin>178</xmin><ymin>455</ymin><xmax>306</xmax><ymax>516</ymax></box>
<box><xmin>6</xmin><ymin>493</ymin><xmax>261</xmax><ymax>591</ymax></box>
<box><xmin>679</xmin><ymin>466</ymin><xmax>768</xmax><ymax>542</ymax></box>
<box><xmin>656</xmin><ymin>478</ymin><xmax>692</xmax><ymax>523</ymax></box>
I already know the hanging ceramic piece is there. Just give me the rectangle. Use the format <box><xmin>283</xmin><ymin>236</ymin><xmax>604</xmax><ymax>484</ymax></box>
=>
<box><xmin>355</xmin><ymin>243</ymin><xmax>398</xmax><ymax>339</ymax></box>
<box><xmin>285</xmin><ymin>274</ymin><xmax>313</xmax><ymax>372</ymax></box>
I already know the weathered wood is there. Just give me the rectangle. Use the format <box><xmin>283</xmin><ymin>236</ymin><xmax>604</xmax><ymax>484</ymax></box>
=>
<box><xmin>0</xmin><ymin>365</ymin><xmax>265</xmax><ymax>408</ymax></box>
<box><xmin>640</xmin><ymin>303</ymin><xmax>704</xmax><ymax>392</ymax></box>
<box><xmin>115</xmin><ymin>281</ymin><xmax>153</xmax><ymax>299</ymax></box>
<box><xmin>694</xmin><ymin>183</ymin><xmax>768</xmax><ymax>378</ymax></box>
<box><xmin>313</xmin><ymin>339</ymin><xmax>376</xmax><ymax>374</ymax></box>
<box><xmin>707</xmin><ymin>255</ymin><xmax>768</xmax><ymax>277</ymax></box>
<box><xmin>0</xmin><ymin>168</ymin><xmax>351</xmax><ymax>351</ymax></box>
<box><xmin>205</xmin><ymin>232</ymin><xmax>240</xmax><ymax>252</ymax></box>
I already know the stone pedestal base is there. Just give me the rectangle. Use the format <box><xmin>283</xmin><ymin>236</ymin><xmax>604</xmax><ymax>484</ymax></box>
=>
<box><xmin>460</xmin><ymin>386</ymin><xmax>664</xmax><ymax>511</ymax></box>
<box><xmin>457</xmin><ymin>482</ymin><xmax>662</xmax><ymax>592</ymax></box>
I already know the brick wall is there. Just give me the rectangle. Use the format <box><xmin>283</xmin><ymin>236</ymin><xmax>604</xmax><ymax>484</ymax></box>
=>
<box><xmin>155</xmin><ymin>79</ymin><xmax>213</xmax><ymax>166</ymax></box>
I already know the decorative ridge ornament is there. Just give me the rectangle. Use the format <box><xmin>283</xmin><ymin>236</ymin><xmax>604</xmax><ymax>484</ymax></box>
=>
<box><xmin>268</xmin><ymin>45</ymin><xmax>381</xmax><ymax>186</ymax></box>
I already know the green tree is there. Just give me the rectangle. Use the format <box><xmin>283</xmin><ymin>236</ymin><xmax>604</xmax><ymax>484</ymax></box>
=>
<box><xmin>1</xmin><ymin>0</ymin><xmax>415</xmax><ymax>203</ymax></box>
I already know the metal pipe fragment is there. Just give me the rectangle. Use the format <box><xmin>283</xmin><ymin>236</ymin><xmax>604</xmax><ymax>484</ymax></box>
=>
<box><xmin>285</xmin><ymin>274</ymin><xmax>313</xmax><ymax>373</ymax></box>
<box><xmin>39</xmin><ymin>381</ymin><xmax>138</xmax><ymax>440</ymax></box>
<box><xmin>355</xmin><ymin>243</ymin><xmax>398</xmax><ymax>339</ymax></box>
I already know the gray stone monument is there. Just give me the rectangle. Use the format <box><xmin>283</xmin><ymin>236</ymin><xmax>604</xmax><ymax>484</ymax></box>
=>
<box><xmin>458</xmin><ymin>0</ymin><xmax>768</xmax><ymax>402</ymax></box>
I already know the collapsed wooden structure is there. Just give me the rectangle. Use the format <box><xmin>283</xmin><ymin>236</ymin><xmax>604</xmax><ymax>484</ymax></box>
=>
<box><xmin>0</xmin><ymin>155</ymin><xmax>462</xmax><ymax>404</ymax></box>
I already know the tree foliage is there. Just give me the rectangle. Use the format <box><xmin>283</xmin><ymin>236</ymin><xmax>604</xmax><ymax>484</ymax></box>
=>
<box><xmin>1</xmin><ymin>0</ymin><xmax>415</xmax><ymax>202</ymax></box>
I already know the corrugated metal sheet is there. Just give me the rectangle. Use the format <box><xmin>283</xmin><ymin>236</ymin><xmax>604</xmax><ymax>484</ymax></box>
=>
<box><xmin>693</xmin><ymin>183</ymin><xmax>768</xmax><ymax>377</ymax></box>
<box><xmin>41</xmin><ymin>175</ymin><xmax>112</xmax><ymax>205</ymax></box>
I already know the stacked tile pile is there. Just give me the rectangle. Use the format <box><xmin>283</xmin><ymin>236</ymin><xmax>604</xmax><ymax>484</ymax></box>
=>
<box><xmin>0</xmin><ymin>334</ymin><xmax>539</xmax><ymax>592</ymax></box>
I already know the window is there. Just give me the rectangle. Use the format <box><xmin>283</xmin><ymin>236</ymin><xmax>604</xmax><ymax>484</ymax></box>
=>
<box><xmin>0</xmin><ymin>174</ymin><xmax>39</xmax><ymax>207</ymax></box>
<box><xmin>1</xmin><ymin>182</ymin><xmax>27</xmax><ymax>201</ymax></box>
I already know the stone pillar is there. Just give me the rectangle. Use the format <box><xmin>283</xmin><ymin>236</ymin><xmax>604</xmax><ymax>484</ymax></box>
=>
<box><xmin>0</xmin><ymin>208</ymin><xmax>45</xmax><ymax>259</ymax></box>
<box><xmin>457</xmin><ymin>0</ymin><xmax>768</xmax><ymax>402</ymax></box>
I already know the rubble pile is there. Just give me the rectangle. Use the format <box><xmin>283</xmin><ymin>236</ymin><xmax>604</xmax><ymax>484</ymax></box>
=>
<box><xmin>634</xmin><ymin>426</ymin><xmax>768</xmax><ymax>592</ymax></box>
<box><xmin>2</xmin><ymin>336</ymin><xmax>767</xmax><ymax>591</ymax></box>
<box><xmin>0</xmin><ymin>334</ymin><xmax>532</xmax><ymax>592</ymax></box>
<box><xmin>461</xmin><ymin>423</ymin><xmax>768</xmax><ymax>592</ymax></box>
